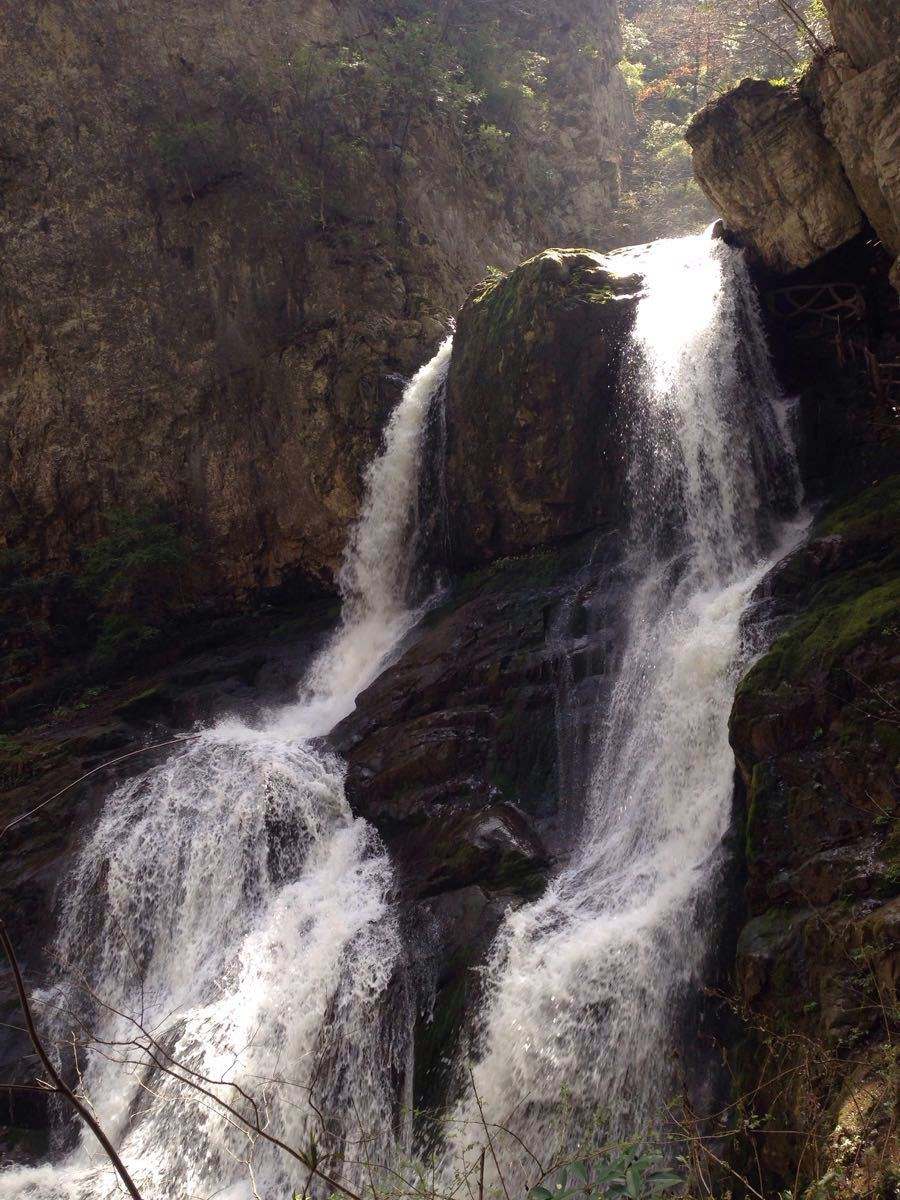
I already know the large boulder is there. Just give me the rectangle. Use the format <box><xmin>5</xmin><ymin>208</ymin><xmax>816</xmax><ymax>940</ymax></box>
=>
<box><xmin>334</xmin><ymin>533</ymin><xmax>626</xmax><ymax>1115</ymax></box>
<box><xmin>442</xmin><ymin>249</ymin><xmax>639</xmax><ymax>568</ymax></box>
<box><xmin>685</xmin><ymin>79</ymin><xmax>864</xmax><ymax>273</ymax></box>
<box><xmin>687</xmin><ymin>6</ymin><xmax>900</xmax><ymax>290</ymax></box>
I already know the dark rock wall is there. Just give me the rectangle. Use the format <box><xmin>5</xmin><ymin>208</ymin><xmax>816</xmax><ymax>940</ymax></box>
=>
<box><xmin>0</xmin><ymin>0</ymin><xmax>629</xmax><ymax>608</ymax></box>
<box><xmin>728</xmin><ymin>480</ymin><xmax>899</xmax><ymax>1194</ymax></box>
<box><xmin>333</xmin><ymin>530</ymin><xmax>627</xmax><ymax>1116</ymax></box>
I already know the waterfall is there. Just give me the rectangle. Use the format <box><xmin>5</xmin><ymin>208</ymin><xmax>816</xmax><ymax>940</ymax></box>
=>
<box><xmin>446</xmin><ymin>236</ymin><xmax>803</xmax><ymax>1181</ymax></box>
<box><xmin>0</xmin><ymin>339</ymin><xmax>453</xmax><ymax>1200</ymax></box>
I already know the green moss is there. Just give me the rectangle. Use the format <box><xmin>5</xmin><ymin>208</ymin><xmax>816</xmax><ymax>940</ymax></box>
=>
<box><xmin>740</xmin><ymin>480</ymin><xmax>900</xmax><ymax>700</ymax></box>
<box><xmin>814</xmin><ymin>474</ymin><xmax>900</xmax><ymax>541</ymax></box>
<box><xmin>749</xmin><ymin>576</ymin><xmax>900</xmax><ymax>691</ymax></box>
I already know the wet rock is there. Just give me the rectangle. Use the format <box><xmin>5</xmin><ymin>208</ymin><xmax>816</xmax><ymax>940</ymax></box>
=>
<box><xmin>727</xmin><ymin>476</ymin><xmax>900</xmax><ymax>1192</ymax></box>
<box><xmin>442</xmin><ymin>250</ymin><xmax>640</xmax><ymax>567</ymax></box>
<box><xmin>336</xmin><ymin>535</ymin><xmax>624</xmax><ymax>896</ymax></box>
<box><xmin>334</xmin><ymin>534</ymin><xmax>626</xmax><ymax>1119</ymax></box>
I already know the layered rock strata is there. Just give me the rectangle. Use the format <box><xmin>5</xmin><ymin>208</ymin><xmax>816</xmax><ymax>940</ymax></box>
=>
<box><xmin>687</xmin><ymin>0</ymin><xmax>900</xmax><ymax>290</ymax></box>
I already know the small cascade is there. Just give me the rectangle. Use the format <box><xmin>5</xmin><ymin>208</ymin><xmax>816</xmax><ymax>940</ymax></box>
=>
<box><xmin>0</xmin><ymin>339</ymin><xmax>453</xmax><ymax>1200</ymax></box>
<box><xmin>445</xmin><ymin>235</ymin><xmax>803</xmax><ymax>1184</ymax></box>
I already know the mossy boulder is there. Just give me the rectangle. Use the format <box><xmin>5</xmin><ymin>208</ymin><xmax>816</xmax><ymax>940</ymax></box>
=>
<box><xmin>443</xmin><ymin>249</ymin><xmax>639</xmax><ymax>567</ymax></box>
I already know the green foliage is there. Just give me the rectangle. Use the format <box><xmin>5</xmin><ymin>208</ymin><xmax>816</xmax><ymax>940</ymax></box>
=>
<box><xmin>527</xmin><ymin>1145</ymin><xmax>683</xmax><ymax>1200</ymax></box>
<box><xmin>76</xmin><ymin>508</ymin><xmax>189</xmax><ymax>664</ymax></box>
<box><xmin>93</xmin><ymin>615</ymin><xmax>161</xmax><ymax>665</ymax></box>
<box><xmin>619</xmin><ymin>0</ymin><xmax>835</xmax><ymax>237</ymax></box>
<box><xmin>81</xmin><ymin>508</ymin><xmax>188</xmax><ymax>612</ymax></box>
<box><xmin>473</xmin><ymin>121</ymin><xmax>511</xmax><ymax>178</ymax></box>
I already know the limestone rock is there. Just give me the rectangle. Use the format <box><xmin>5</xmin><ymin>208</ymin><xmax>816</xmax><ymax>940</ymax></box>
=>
<box><xmin>823</xmin><ymin>0</ymin><xmax>900</xmax><ymax>70</ymax></box>
<box><xmin>442</xmin><ymin>250</ymin><xmax>639</xmax><ymax>568</ymax></box>
<box><xmin>687</xmin><ymin>5</ymin><xmax>900</xmax><ymax>291</ymax></box>
<box><xmin>685</xmin><ymin>79</ymin><xmax>864</xmax><ymax>273</ymax></box>
<box><xmin>816</xmin><ymin>53</ymin><xmax>900</xmax><ymax>269</ymax></box>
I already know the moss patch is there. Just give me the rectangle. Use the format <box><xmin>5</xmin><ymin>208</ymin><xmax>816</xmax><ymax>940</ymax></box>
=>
<box><xmin>740</xmin><ymin>478</ymin><xmax>900</xmax><ymax>696</ymax></box>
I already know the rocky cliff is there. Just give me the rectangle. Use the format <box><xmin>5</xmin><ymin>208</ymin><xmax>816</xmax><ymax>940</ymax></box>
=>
<box><xmin>684</xmin><ymin>7</ymin><xmax>900</xmax><ymax>1190</ymax></box>
<box><xmin>686</xmin><ymin>0</ymin><xmax>900</xmax><ymax>290</ymax></box>
<box><xmin>729</xmin><ymin>480</ymin><xmax>899</xmax><ymax>1195</ymax></box>
<box><xmin>0</xmin><ymin>0</ymin><xmax>630</xmax><ymax>697</ymax></box>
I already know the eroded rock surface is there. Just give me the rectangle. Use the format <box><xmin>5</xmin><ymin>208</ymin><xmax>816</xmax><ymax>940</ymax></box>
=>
<box><xmin>334</xmin><ymin>533</ymin><xmax>626</xmax><ymax>1113</ymax></box>
<box><xmin>685</xmin><ymin>78</ymin><xmax>863</xmax><ymax>273</ymax></box>
<box><xmin>687</xmin><ymin>3</ymin><xmax>900</xmax><ymax>290</ymax></box>
<box><xmin>823</xmin><ymin>0</ymin><xmax>900</xmax><ymax>71</ymax></box>
<box><xmin>0</xmin><ymin>0</ymin><xmax>629</xmax><ymax>613</ymax></box>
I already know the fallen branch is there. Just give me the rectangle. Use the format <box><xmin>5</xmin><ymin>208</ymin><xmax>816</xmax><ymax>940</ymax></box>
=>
<box><xmin>0</xmin><ymin>919</ymin><xmax>144</xmax><ymax>1199</ymax></box>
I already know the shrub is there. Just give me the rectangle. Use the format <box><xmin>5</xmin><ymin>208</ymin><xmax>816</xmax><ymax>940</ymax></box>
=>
<box><xmin>81</xmin><ymin>507</ymin><xmax>187</xmax><ymax>614</ymax></box>
<box><xmin>527</xmin><ymin>1145</ymin><xmax>683</xmax><ymax>1200</ymax></box>
<box><xmin>80</xmin><ymin>508</ymin><xmax>190</xmax><ymax>663</ymax></box>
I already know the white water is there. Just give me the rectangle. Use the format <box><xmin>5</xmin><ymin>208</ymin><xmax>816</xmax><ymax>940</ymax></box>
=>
<box><xmin>4</xmin><ymin>235</ymin><xmax>806</xmax><ymax>1199</ymax></box>
<box><xmin>0</xmin><ymin>339</ymin><xmax>453</xmax><ymax>1200</ymax></box>
<box><xmin>447</xmin><ymin>236</ymin><xmax>803</xmax><ymax>1182</ymax></box>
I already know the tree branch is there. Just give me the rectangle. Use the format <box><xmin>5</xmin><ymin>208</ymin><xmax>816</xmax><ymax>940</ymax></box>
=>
<box><xmin>0</xmin><ymin>920</ymin><xmax>144</xmax><ymax>1199</ymax></box>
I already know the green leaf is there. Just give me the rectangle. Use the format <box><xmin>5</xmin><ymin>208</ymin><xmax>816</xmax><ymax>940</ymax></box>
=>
<box><xmin>626</xmin><ymin>1164</ymin><xmax>642</xmax><ymax>1199</ymax></box>
<box><xmin>647</xmin><ymin>1170</ymin><xmax>682</xmax><ymax>1190</ymax></box>
<box><xmin>569</xmin><ymin>1162</ymin><xmax>590</xmax><ymax>1185</ymax></box>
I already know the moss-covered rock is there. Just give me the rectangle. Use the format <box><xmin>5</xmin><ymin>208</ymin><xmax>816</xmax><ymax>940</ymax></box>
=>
<box><xmin>727</xmin><ymin>477</ymin><xmax>900</xmax><ymax>1195</ymax></box>
<box><xmin>443</xmin><ymin>250</ymin><xmax>639</xmax><ymax>567</ymax></box>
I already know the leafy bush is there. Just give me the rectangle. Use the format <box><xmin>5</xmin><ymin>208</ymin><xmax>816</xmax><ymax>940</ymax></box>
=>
<box><xmin>92</xmin><ymin>614</ymin><xmax>162</xmax><ymax>665</ymax></box>
<box><xmin>81</xmin><ymin>507</ymin><xmax>188</xmax><ymax>615</ymax></box>
<box><xmin>79</xmin><ymin>508</ymin><xmax>189</xmax><ymax>663</ymax></box>
<box><xmin>527</xmin><ymin>1145</ymin><xmax>683</xmax><ymax>1200</ymax></box>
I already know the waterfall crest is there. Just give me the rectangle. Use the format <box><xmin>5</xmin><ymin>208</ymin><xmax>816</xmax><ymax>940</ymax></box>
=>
<box><xmin>0</xmin><ymin>340</ymin><xmax>452</xmax><ymax>1200</ymax></box>
<box><xmin>445</xmin><ymin>235</ymin><xmax>803</xmax><ymax>1178</ymax></box>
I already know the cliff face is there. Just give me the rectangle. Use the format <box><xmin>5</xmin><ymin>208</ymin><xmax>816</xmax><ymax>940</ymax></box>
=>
<box><xmin>0</xmin><ymin>0</ymin><xmax>629</xmax><ymax>622</ymax></box>
<box><xmin>686</xmin><ymin>0</ymin><xmax>900</xmax><ymax>289</ymax></box>
<box><xmin>729</xmin><ymin>482</ymin><xmax>899</xmax><ymax>1195</ymax></box>
<box><xmin>684</xmin><ymin>10</ymin><xmax>900</xmax><ymax>1190</ymax></box>
<box><xmin>685</xmin><ymin>78</ymin><xmax>864</xmax><ymax>274</ymax></box>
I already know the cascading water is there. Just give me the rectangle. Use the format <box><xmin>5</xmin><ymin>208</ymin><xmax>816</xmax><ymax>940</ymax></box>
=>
<box><xmin>446</xmin><ymin>235</ymin><xmax>803</xmax><ymax>1181</ymax></box>
<box><xmin>0</xmin><ymin>340</ymin><xmax>453</xmax><ymax>1200</ymax></box>
<box><xmin>4</xmin><ymin>233</ymin><xmax>806</xmax><ymax>1199</ymax></box>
